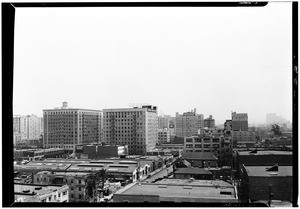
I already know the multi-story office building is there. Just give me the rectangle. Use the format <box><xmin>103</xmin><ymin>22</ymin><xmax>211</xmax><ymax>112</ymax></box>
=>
<box><xmin>158</xmin><ymin>128</ymin><xmax>170</xmax><ymax>145</ymax></box>
<box><xmin>231</xmin><ymin>112</ymin><xmax>248</xmax><ymax>131</ymax></box>
<box><xmin>103</xmin><ymin>105</ymin><xmax>158</xmax><ymax>155</ymax></box>
<box><xmin>43</xmin><ymin>102</ymin><xmax>101</xmax><ymax>151</ymax></box>
<box><xmin>204</xmin><ymin>115</ymin><xmax>215</xmax><ymax>129</ymax></box>
<box><xmin>158</xmin><ymin>116</ymin><xmax>169</xmax><ymax>129</ymax></box>
<box><xmin>184</xmin><ymin>135</ymin><xmax>221</xmax><ymax>157</ymax></box>
<box><xmin>175</xmin><ymin>109</ymin><xmax>204</xmax><ymax>138</ymax></box>
<box><xmin>13</xmin><ymin>115</ymin><xmax>43</xmax><ymax>142</ymax></box>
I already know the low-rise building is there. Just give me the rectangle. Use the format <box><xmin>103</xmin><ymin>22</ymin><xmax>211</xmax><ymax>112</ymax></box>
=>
<box><xmin>33</xmin><ymin>171</ymin><xmax>89</xmax><ymax>202</ymax></box>
<box><xmin>75</xmin><ymin>144</ymin><xmax>128</xmax><ymax>159</ymax></box>
<box><xmin>181</xmin><ymin>152</ymin><xmax>218</xmax><ymax>168</ymax></box>
<box><xmin>14</xmin><ymin>183</ymin><xmax>69</xmax><ymax>202</ymax></box>
<box><xmin>234</xmin><ymin>150</ymin><xmax>293</xmax><ymax>177</ymax></box>
<box><xmin>114</xmin><ymin>179</ymin><xmax>238</xmax><ymax>203</ymax></box>
<box><xmin>173</xmin><ymin>167</ymin><xmax>212</xmax><ymax>180</ymax></box>
<box><xmin>240</xmin><ymin>164</ymin><xmax>292</xmax><ymax>202</ymax></box>
<box><xmin>14</xmin><ymin>148</ymin><xmax>65</xmax><ymax>162</ymax></box>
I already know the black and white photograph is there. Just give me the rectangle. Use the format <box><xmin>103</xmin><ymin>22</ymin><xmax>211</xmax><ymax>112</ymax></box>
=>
<box><xmin>2</xmin><ymin>1</ymin><xmax>298</xmax><ymax>207</ymax></box>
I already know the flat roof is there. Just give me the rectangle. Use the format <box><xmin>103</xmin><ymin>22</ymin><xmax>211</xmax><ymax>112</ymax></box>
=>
<box><xmin>174</xmin><ymin>167</ymin><xmax>212</xmax><ymax>175</ymax></box>
<box><xmin>43</xmin><ymin>108</ymin><xmax>101</xmax><ymax>112</ymax></box>
<box><xmin>14</xmin><ymin>183</ymin><xmax>68</xmax><ymax>196</ymax></box>
<box><xmin>117</xmin><ymin>182</ymin><xmax>237</xmax><ymax>201</ymax></box>
<box><xmin>244</xmin><ymin>165</ymin><xmax>292</xmax><ymax>177</ymax></box>
<box><xmin>238</xmin><ymin>150</ymin><xmax>292</xmax><ymax>156</ymax></box>
<box><xmin>182</xmin><ymin>152</ymin><xmax>218</xmax><ymax>160</ymax></box>
<box><xmin>155</xmin><ymin>179</ymin><xmax>233</xmax><ymax>187</ymax></box>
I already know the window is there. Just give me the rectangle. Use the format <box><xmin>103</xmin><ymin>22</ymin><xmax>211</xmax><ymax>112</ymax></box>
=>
<box><xmin>195</xmin><ymin>138</ymin><xmax>201</xmax><ymax>143</ymax></box>
<box><xmin>186</xmin><ymin>144</ymin><xmax>193</xmax><ymax>148</ymax></box>
<box><xmin>78</xmin><ymin>187</ymin><xmax>82</xmax><ymax>191</ymax></box>
<box><xmin>48</xmin><ymin>196</ymin><xmax>52</xmax><ymax>201</ymax></box>
<box><xmin>79</xmin><ymin>194</ymin><xmax>82</xmax><ymax>199</ymax></box>
<box><xmin>195</xmin><ymin>144</ymin><xmax>201</xmax><ymax>148</ymax></box>
<box><xmin>71</xmin><ymin>194</ymin><xmax>74</xmax><ymax>198</ymax></box>
<box><xmin>58</xmin><ymin>193</ymin><xmax>61</xmax><ymax>198</ymax></box>
<box><xmin>71</xmin><ymin>179</ymin><xmax>73</xmax><ymax>183</ymax></box>
<box><xmin>37</xmin><ymin>177</ymin><xmax>39</xmax><ymax>182</ymax></box>
<box><xmin>63</xmin><ymin>191</ymin><xmax>66</xmax><ymax>196</ymax></box>
<box><xmin>186</xmin><ymin>138</ymin><xmax>193</xmax><ymax>143</ymax></box>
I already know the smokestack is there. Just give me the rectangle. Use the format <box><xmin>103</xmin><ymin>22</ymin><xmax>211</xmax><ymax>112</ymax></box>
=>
<box><xmin>194</xmin><ymin>108</ymin><xmax>196</xmax><ymax>113</ymax></box>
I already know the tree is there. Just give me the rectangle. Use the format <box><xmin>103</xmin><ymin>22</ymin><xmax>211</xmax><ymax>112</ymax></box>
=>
<box><xmin>271</xmin><ymin>124</ymin><xmax>282</xmax><ymax>136</ymax></box>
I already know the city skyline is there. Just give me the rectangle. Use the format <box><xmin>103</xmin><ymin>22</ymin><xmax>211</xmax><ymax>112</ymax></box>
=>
<box><xmin>13</xmin><ymin>3</ymin><xmax>292</xmax><ymax>125</ymax></box>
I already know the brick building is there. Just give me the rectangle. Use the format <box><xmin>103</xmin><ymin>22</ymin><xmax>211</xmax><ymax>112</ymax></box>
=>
<box><xmin>240</xmin><ymin>164</ymin><xmax>293</xmax><ymax>202</ymax></box>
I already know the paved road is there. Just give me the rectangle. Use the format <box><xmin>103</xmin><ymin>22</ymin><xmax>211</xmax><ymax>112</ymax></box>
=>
<box><xmin>143</xmin><ymin>165</ymin><xmax>174</xmax><ymax>182</ymax></box>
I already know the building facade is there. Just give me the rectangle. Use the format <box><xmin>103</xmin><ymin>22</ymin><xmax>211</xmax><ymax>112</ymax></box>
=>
<box><xmin>43</xmin><ymin>102</ymin><xmax>102</xmax><ymax>151</ymax></box>
<box><xmin>232</xmin><ymin>130</ymin><xmax>256</xmax><ymax>142</ymax></box>
<box><xmin>204</xmin><ymin>115</ymin><xmax>215</xmax><ymax>129</ymax></box>
<box><xmin>14</xmin><ymin>115</ymin><xmax>43</xmax><ymax>143</ymax></box>
<box><xmin>103</xmin><ymin>105</ymin><xmax>158</xmax><ymax>155</ymax></box>
<box><xmin>175</xmin><ymin>109</ymin><xmax>204</xmax><ymax>138</ymax></box>
<box><xmin>184</xmin><ymin>135</ymin><xmax>221</xmax><ymax>157</ymax></box>
<box><xmin>231</xmin><ymin>112</ymin><xmax>248</xmax><ymax>131</ymax></box>
<box><xmin>14</xmin><ymin>183</ymin><xmax>69</xmax><ymax>202</ymax></box>
<box><xmin>158</xmin><ymin>129</ymin><xmax>170</xmax><ymax>145</ymax></box>
<box><xmin>158</xmin><ymin>116</ymin><xmax>170</xmax><ymax>129</ymax></box>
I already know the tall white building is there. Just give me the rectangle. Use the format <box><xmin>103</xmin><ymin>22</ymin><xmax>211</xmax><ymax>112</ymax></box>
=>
<box><xmin>13</xmin><ymin>115</ymin><xmax>43</xmax><ymax>142</ymax></box>
<box><xmin>175</xmin><ymin>109</ymin><xmax>204</xmax><ymax>138</ymax></box>
<box><xmin>103</xmin><ymin>105</ymin><xmax>158</xmax><ymax>155</ymax></box>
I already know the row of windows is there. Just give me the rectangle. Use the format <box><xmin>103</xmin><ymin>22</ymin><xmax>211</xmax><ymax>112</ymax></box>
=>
<box><xmin>41</xmin><ymin>191</ymin><xmax>67</xmax><ymax>202</ymax></box>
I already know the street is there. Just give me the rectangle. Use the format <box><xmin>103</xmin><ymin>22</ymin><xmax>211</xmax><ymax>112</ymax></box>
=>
<box><xmin>142</xmin><ymin>165</ymin><xmax>174</xmax><ymax>182</ymax></box>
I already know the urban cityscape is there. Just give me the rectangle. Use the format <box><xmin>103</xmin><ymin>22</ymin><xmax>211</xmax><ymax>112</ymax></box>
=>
<box><xmin>13</xmin><ymin>102</ymin><xmax>293</xmax><ymax>205</ymax></box>
<box><xmin>10</xmin><ymin>2</ymin><xmax>294</xmax><ymax>207</ymax></box>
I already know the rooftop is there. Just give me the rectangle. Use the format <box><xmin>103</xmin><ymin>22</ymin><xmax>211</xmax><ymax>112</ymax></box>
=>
<box><xmin>182</xmin><ymin>152</ymin><xmax>218</xmax><ymax>160</ymax></box>
<box><xmin>116</xmin><ymin>181</ymin><xmax>237</xmax><ymax>202</ymax></box>
<box><xmin>238</xmin><ymin>150</ymin><xmax>292</xmax><ymax>156</ymax></box>
<box><xmin>174</xmin><ymin>167</ymin><xmax>212</xmax><ymax>175</ymax></box>
<box><xmin>155</xmin><ymin>179</ymin><xmax>233</xmax><ymax>187</ymax></box>
<box><xmin>14</xmin><ymin>183</ymin><xmax>68</xmax><ymax>196</ymax></box>
<box><xmin>244</xmin><ymin>165</ymin><xmax>292</xmax><ymax>177</ymax></box>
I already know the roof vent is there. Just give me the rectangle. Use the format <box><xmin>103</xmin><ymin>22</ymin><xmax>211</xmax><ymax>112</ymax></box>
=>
<box><xmin>269</xmin><ymin>172</ymin><xmax>278</xmax><ymax>175</ymax></box>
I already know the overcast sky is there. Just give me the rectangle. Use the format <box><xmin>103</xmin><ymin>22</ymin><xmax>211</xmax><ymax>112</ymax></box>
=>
<box><xmin>13</xmin><ymin>2</ymin><xmax>293</xmax><ymax>124</ymax></box>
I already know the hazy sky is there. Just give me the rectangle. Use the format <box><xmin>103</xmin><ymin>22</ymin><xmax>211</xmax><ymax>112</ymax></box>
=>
<box><xmin>13</xmin><ymin>3</ymin><xmax>293</xmax><ymax>124</ymax></box>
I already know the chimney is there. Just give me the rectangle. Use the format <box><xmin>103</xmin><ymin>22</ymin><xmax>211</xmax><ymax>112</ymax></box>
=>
<box><xmin>194</xmin><ymin>108</ymin><xmax>196</xmax><ymax>113</ymax></box>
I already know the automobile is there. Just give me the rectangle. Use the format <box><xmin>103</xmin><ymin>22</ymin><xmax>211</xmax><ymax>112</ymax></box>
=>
<box><xmin>147</xmin><ymin>174</ymin><xmax>152</xmax><ymax>179</ymax></box>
